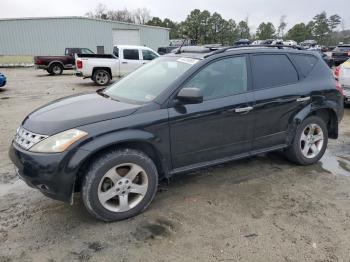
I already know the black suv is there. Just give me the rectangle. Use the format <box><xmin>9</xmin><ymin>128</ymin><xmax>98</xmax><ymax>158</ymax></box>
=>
<box><xmin>332</xmin><ymin>44</ymin><xmax>350</xmax><ymax>66</ymax></box>
<box><xmin>9</xmin><ymin>45</ymin><xmax>344</xmax><ymax>221</ymax></box>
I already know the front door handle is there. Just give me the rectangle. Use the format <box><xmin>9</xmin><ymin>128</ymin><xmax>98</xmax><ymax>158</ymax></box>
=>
<box><xmin>234</xmin><ymin>106</ymin><xmax>253</xmax><ymax>113</ymax></box>
<box><xmin>122</xmin><ymin>61</ymin><xmax>128</xmax><ymax>64</ymax></box>
<box><xmin>296</xmin><ymin>96</ymin><xmax>310</xmax><ymax>102</ymax></box>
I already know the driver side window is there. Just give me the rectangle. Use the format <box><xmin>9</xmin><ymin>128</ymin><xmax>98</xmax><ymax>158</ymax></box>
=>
<box><xmin>184</xmin><ymin>56</ymin><xmax>248</xmax><ymax>101</ymax></box>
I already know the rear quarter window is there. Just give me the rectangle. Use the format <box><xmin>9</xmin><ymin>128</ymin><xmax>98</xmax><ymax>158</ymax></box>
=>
<box><xmin>290</xmin><ymin>54</ymin><xmax>318</xmax><ymax>78</ymax></box>
<box><xmin>251</xmin><ymin>54</ymin><xmax>299</xmax><ymax>90</ymax></box>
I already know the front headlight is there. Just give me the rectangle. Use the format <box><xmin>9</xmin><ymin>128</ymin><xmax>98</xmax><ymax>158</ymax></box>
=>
<box><xmin>29</xmin><ymin>129</ymin><xmax>88</xmax><ymax>153</ymax></box>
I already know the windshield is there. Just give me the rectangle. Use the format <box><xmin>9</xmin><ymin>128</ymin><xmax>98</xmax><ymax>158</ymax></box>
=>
<box><xmin>104</xmin><ymin>56</ymin><xmax>198</xmax><ymax>103</ymax></box>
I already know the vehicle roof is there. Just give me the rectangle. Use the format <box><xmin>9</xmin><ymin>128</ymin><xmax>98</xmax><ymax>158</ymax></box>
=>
<box><xmin>113</xmin><ymin>45</ymin><xmax>154</xmax><ymax>50</ymax></box>
<box><xmin>165</xmin><ymin>46</ymin><xmax>317</xmax><ymax>60</ymax></box>
<box><xmin>337</xmin><ymin>44</ymin><xmax>350</xmax><ymax>47</ymax></box>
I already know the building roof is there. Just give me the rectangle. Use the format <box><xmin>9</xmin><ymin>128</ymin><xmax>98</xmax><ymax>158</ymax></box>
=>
<box><xmin>0</xmin><ymin>16</ymin><xmax>170</xmax><ymax>30</ymax></box>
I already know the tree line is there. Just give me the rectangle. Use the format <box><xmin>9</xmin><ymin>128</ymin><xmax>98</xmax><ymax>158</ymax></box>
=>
<box><xmin>86</xmin><ymin>4</ymin><xmax>348</xmax><ymax>46</ymax></box>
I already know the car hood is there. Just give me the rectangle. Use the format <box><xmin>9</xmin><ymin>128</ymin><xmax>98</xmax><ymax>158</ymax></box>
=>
<box><xmin>22</xmin><ymin>92</ymin><xmax>140</xmax><ymax>135</ymax></box>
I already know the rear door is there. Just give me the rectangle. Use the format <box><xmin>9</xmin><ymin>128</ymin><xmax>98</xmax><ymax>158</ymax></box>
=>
<box><xmin>120</xmin><ymin>48</ymin><xmax>144</xmax><ymax>75</ymax></box>
<box><xmin>250</xmin><ymin>53</ymin><xmax>307</xmax><ymax>151</ymax></box>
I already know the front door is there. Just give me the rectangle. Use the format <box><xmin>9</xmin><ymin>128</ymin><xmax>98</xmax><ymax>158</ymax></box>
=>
<box><xmin>168</xmin><ymin>56</ymin><xmax>255</xmax><ymax>169</ymax></box>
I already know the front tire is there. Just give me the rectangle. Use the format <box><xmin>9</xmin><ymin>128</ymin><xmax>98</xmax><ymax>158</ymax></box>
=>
<box><xmin>92</xmin><ymin>69</ymin><xmax>111</xmax><ymax>86</ymax></box>
<box><xmin>81</xmin><ymin>149</ymin><xmax>158</xmax><ymax>221</ymax></box>
<box><xmin>285</xmin><ymin>116</ymin><xmax>328</xmax><ymax>165</ymax></box>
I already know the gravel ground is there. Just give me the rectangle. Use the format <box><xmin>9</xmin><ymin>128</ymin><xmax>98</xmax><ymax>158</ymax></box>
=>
<box><xmin>0</xmin><ymin>68</ymin><xmax>350</xmax><ymax>262</ymax></box>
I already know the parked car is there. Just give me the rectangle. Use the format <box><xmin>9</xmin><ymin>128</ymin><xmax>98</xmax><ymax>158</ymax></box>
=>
<box><xmin>9</xmin><ymin>45</ymin><xmax>344</xmax><ymax>221</ymax></box>
<box><xmin>260</xmin><ymin>39</ymin><xmax>275</xmax><ymax>45</ymax></box>
<box><xmin>300</xmin><ymin>40</ymin><xmax>317</xmax><ymax>49</ymax></box>
<box><xmin>157</xmin><ymin>46</ymin><xmax>178</xmax><ymax>55</ymax></box>
<box><xmin>234</xmin><ymin>39</ymin><xmax>251</xmax><ymax>45</ymax></box>
<box><xmin>34</xmin><ymin>47</ymin><xmax>94</xmax><ymax>75</ymax></box>
<box><xmin>0</xmin><ymin>72</ymin><xmax>6</xmax><ymax>88</ymax></box>
<box><xmin>283</xmin><ymin>40</ymin><xmax>297</xmax><ymax>46</ymax></box>
<box><xmin>312</xmin><ymin>50</ymin><xmax>334</xmax><ymax>68</ymax></box>
<box><xmin>336</xmin><ymin>59</ymin><xmax>350</xmax><ymax>103</ymax></box>
<box><xmin>332</xmin><ymin>44</ymin><xmax>350</xmax><ymax>66</ymax></box>
<box><xmin>74</xmin><ymin>45</ymin><xmax>159</xmax><ymax>86</ymax></box>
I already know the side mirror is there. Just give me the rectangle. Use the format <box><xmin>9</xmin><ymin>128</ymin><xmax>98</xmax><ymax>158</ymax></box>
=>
<box><xmin>176</xmin><ymin>87</ymin><xmax>203</xmax><ymax>104</ymax></box>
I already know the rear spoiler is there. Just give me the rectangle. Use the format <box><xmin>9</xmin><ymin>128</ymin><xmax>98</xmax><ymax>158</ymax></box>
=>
<box><xmin>75</xmin><ymin>54</ymin><xmax>116</xmax><ymax>59</ymax></box>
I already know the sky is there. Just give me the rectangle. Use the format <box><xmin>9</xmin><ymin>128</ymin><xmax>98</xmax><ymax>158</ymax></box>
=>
<box><xmin>1</xmin><ymin>0</ymin><xmax>349</xmax><ymax>31</ymax></box>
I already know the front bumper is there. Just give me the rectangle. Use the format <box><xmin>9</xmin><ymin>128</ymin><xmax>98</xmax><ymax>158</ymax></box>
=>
<box><xmin>8</xmin><ymin>142</ymin><xmax>82</xmax><ymax>202</ymax></box>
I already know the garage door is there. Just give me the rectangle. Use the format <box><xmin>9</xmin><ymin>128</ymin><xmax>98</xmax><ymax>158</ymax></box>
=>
<box><xmin>112</xmin><ymin>29</ymin><xmax>140</xmax><ymax>46</ymax></box>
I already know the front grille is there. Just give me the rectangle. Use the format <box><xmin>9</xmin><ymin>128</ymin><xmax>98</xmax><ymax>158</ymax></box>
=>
<box><xmin>14</xmin><ymin>127</ymin><xmax>48</xmax><ymax>150</ymax></box>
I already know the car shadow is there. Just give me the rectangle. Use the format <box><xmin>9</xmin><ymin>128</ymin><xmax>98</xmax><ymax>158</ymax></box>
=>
<box><xmin>35</xmin><ymin>73</ymin><xmax>74</xmax><ymax>77</ymax></box>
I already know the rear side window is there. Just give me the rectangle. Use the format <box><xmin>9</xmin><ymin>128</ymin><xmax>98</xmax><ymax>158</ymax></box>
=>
<box><xmin>123</xmin><ymin>49</ymin><xmax>139</xmax><ymax>60</ymax></box>
<box><xmin>113</xmin><ymin>47</ymin><xmax>119</xmax><ymax>57</ymax></box>
<box><xmin>290</xmin><ymin>54</ymin><xmax>318</xmax><ymax>78</ymax></box>
<box><xmin>251</xmin><ymin>54</ymin><xmax>298</xmax><ymax>90</ymax></box>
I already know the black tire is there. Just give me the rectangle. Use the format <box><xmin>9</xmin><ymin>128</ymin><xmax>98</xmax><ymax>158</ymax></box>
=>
<box><xmin>92</xmin><ymin>69</ymin><xmax>111</xmax><ymax>86</ymax></box>
<box><xmin>285</xmin><ymin>116</ymin><xmax>328</xmax><ymax>165</ymax></box>
<box><xmin>81</xmin><ymin>149</ymin><xmax>158</xmax><ymax>221</ymax></box>
<box><xmin>48</xmin><ymin>63</ymin><xmax>63</xmax><ymax>75</ymax></box>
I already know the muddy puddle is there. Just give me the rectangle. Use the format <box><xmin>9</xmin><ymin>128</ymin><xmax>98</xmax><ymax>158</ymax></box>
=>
<box><xmin>0</xmin><ymin>178</ymin><xmax>27</xmax><ymax>197</ymax></box>
<box><xmin>319</xmin><ymin>149</ymin><xmax>350</xmax><ymax>176</ymax></box>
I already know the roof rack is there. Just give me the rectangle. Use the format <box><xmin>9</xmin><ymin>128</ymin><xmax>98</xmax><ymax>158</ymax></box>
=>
<box><xmin>204</xmin><ymin>44</ymin><xmax>305</xmax><ymax>58</ymax></box>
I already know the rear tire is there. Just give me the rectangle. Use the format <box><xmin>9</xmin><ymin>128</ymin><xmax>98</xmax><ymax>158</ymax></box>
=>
<box><xmin>285</xmin><ymin>116</ymin><xmax>328</xmax><ymax>165</ymax></box>
<box><xmin>92</xmin><ymin>69</ymin><xmax>111</xmax><ymax>86</ymax></box>
<box><xmin>81</xmin><ymin>149</ymin><xmax>158</xmax><ymax>221</ymax></box>
<box><xmin>48</xmin><ymin>63</ymin><xmax>63</xmax><ymax>75</ymax></box>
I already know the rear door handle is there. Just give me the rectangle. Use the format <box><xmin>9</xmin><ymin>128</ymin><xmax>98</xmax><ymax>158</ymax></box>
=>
<box><xmin>234</xmin><ymin>106</ymin><xmax>253</xmax><ymax>113</ymax></box>
<box><xmin>296</xmin><ymin>96</ymin><xmax>310</xmax><ymax>102</ymax></box>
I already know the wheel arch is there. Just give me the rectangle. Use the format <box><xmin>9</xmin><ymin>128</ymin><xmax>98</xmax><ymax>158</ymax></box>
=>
<box><xmin>48</xmin><ymin>61</ymin><xmax>64</xmax><ymax>68</ymax></box>
<box><xmin>92</xmin><ymin>67</ymin><xmax>112</xmax><ymax>79</ymax></box>
<box><xmin>287</xmin><ymin>103</ymin><xmax>339</xmax><ymax>145</ymax></box>
<box><xmin>72</xmin><ymin>131</ymin><xmax>167</xmax><ymax>192</ymax></box>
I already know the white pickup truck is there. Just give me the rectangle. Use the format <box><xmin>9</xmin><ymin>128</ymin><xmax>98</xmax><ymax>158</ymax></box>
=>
<box><xmin>74</xmin><ymin>45</ymin><xmax>159</xmax><ymax>86</ymax></box>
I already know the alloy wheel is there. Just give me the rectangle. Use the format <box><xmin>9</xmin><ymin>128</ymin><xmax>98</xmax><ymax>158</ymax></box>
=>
<box><xmin>300</xmin><ymin>123</ymin><xmax>324</xmax><ymax>159</ymax></box>
<box><xmin>96</xmin><ymin>72</ymin><xmax>109</xmax><ymax>85</ymax></box>
<box><xmin>97</xmin><ymin>163</ymin><xmax>148</xmax><ymax>212</ymax></box>
<box><xmin>52</xmin><ymin>65</ymin><xmax>62</xmax><ymax>75</ymax></box>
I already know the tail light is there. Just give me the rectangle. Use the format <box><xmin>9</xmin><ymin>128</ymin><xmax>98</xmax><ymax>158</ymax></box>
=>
<box><xmin>35</xmin><ymin>59</ymin><xmax>43</xmax><ymax>65</ymax></box>
<box><xmin>334</xmin><ymin>66</ymin><xmax>340</xmax><ymax>80</ymax></box>
<box><xmin>76</xmin><ymin>59</ymin><xmax>82</xmax><ymax>69</ymax></box>
<box><xmin>336</xmin><ymin>81</ymin><xmax>343</xmax><ymax>96</ymax></box>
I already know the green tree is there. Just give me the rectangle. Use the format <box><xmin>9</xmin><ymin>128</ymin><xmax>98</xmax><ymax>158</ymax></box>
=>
<box><xmin>208</xmin><ymin>12</ymin><xmax>224</xmax><ymax>43</ymax></box>
<box><xmin>285</xmin><ymin>23</ymin><xmax>313</xmax><ymax>43</ymax></box>
<box><xmin>227</xmin><ymin>19</ymin><xmax>240</xmax><ymax>44</ymax></box>
<box><xmin>237</xmin><ymin>20</ymin><xmax>250</xmax><ymax>39</ymax></box>
<box><xmin>329</xmin><ymin>14</ymin><xmax>341</xmax><ymax>31</ymax></box>
<box><xmin>256</xmin><ymin>22</ymin><xmax>276</xmax><ymax>40</ymax></box>
<box><xmin>146</xmin><ymin>17</ymin><xmax>164</xmax><ymax>27</ymax></box>
<box><xmin>312</xmin><ymin>11</ymin><xmax>331</xmax><ymax>45</ymax></box>
<box><xmin>183</xmin><ymin>9</ymin><xmax>203</xmax><ymax>42</ymax></box>
<box><xmin>199</xmin><ymin>10</ymin><xmax>211</xmax><ymax>44</ymax></box>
